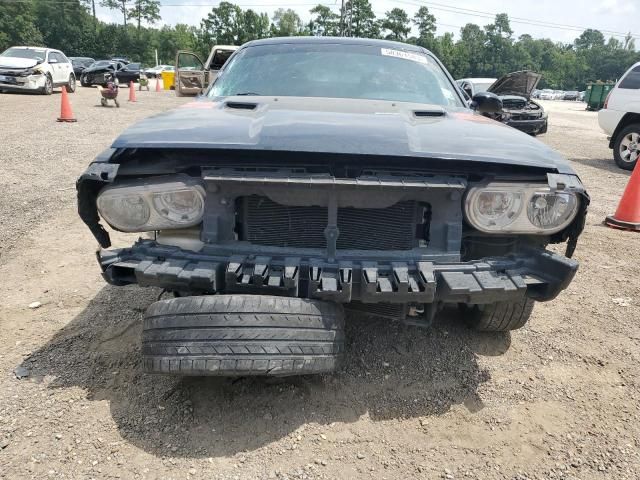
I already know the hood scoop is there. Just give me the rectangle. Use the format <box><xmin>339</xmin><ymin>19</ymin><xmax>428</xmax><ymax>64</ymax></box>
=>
<box><xmin>225</xmin><ymin>101</ymin><xmax>258</xmax><ymax>110</ymax></box>
<box><xmin>413</xmin><ymin>108</ymin><xmax>445</xmax><ymax>118</ymax></box>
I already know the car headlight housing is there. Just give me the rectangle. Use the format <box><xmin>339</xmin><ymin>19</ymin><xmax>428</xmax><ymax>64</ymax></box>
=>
<box><xmin>97</xmin><ymin>177</ymin><xmax>205</xmax><ymax>232</ymax></box>
<box><xmin>465</xmin><ymin>183</ymin><xmax>579</xmax><ymax>234</ymax></box>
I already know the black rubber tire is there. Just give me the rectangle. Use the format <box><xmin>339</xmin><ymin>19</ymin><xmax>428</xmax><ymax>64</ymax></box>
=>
<box><xmin>41</xmin><ymin>74</ymin><xmax>53</xmax><ymax>95</ymax></box>
<box><xmin>67</xmin><ymin>74</ymin><xmax>76</xmax><ymax>93</ymax></box>
<box><xmin>142</xmin><ymin>295</ymin><xmax>345</xmax><ymax>376</ymax></box>
<box><xmin>463</xmin><ymin>297</ymin><xmax>535</xmax><ymax>332</ymax></box>
<box><xmin>613</xmin><ymin>123</ymin><xmax>640</xmax><ymax>171</ymax></box>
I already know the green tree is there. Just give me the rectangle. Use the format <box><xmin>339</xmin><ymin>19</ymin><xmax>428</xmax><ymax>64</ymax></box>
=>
<box><xmin>240</xmin><ymin>9</ymin><xmax>270</xmax><ymax>43</ymax></box>
<box><xmin>381</xmin><ymin>8</ymin><xmax>410</xmax><ymax>41</ymax></box>
<box><xmin>128</xmin><ymin>0</ymin><xmax>161</xmax><ymax>30</ymax></box>
<box><xmin>101</xmin><ymin>0</ymin><xmax>127</xmax><ymax>26</ymax></box>
<box><xmin>201</xmin><ymin>2</ymin><xmax>243</xmax><ymax>45</ymax></box>
<box><xmin>456</xmin><ymin>23</ymin><xmax>486</xmax><ymax>75</ymax></box>
<box><xmin>623</xmin><ymin>32</ymin><xmax>635</xmax><ymax>51</ymax></box>
<box><xmin>33</xmin><ymin>0</ymin><xmax>98</xmax><ymax>56</ymax></box>
<box><xmin>413</xmin><ymin>6</ymin><xmax>436</xmax><ymax>47</ymax></box>
<box><xmin>574</xmin><ymin>29</ymin><xmax>605</xmax><ymax>50</ymax></box>
<box><xmin>484</xmin><ymin>13</ymin><xmax>514</xmax><ymax>76</ymax></box>
<box><xmin>342</xmin><ymin>0</ymin><xmax>379</xmax><ymax>38</ymax></box>
<box><xmin>309</xmin><ymin>5</ymin><xmax>339</xmax><ymax>36</ymax></box>
<box><xmin>271</xmin><ymin>8</ymin><xmax>303</xmax><ymax>37</ymax></box>
<box><xmin>0</xmin><ymin>0</ymin><xmax>43</xmax><ymax>52</ymax></box>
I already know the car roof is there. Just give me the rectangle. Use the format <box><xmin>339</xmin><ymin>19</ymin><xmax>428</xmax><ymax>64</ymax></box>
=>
<box><xmin>458</xmin><ymin>77</ymin><xmax>498</xmax><ymax>83</ymax></box>
<box><xmin>13</xmin><ymin>46</ymin><xmax>49</xmax><ymax>50</ymax></box>
<box><xmin>243</xmin><ymin>36</ymin><xmax>432</xmax><ymax>54</ymax></box>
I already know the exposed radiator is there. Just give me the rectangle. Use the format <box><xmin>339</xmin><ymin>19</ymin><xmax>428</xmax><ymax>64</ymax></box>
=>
<box><xmin>240</xmin><ymin>195</ymin><xmax>421</xmax><ymax>251</ymax></box>
<box><xmin>502</xmin><ymin>98</ymin><xmax>527</xmax><ymax>109</ymax></box>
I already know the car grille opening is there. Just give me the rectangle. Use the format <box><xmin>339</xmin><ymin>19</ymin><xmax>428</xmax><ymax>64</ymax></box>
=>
<box><xmin>239</xmin><ymin>195</ymin><xmax>423</xmax><ymax>251</ymax></box>
<box><xmin>501</xmin><ymin>98</ymin><xmax>527</xmax><ymax>109</ymax></box>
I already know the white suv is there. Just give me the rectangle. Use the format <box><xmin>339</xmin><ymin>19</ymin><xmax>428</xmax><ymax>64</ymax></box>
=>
<box><xmin>0</xmin><ymin>46</ymin><xmax>76</xmax><ymax>95</ymax></box>
<box><xmin>598</xmin><ymin>62</ymin><xmax>640</xmax><ymax>170</ymax></box>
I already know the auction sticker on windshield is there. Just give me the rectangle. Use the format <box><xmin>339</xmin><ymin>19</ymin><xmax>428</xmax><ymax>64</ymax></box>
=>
<box><xmin>380</xmin><ymin>48</ymin><xmax>428</xmax><ymax>65</ymax></box>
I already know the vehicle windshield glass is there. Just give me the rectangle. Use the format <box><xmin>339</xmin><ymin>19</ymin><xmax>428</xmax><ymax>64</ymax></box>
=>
<box><xmin>209</xmin><ymin>43</ymin><xmax>463</xmax><ymax>106</ymax></box>
<box><xmin>91</xmin><ymin>61</ymin><xmax>111</xmax><ymax>67</ymax></box>
<box><xmin>0</xmin><ymin>47</ymin><xmax>46</xmax><ymax>61</ymax></box>
<box><xmin>470</xmin><ymin>82</ymin><xmax>493</xmax><ymax>93</ymax></box>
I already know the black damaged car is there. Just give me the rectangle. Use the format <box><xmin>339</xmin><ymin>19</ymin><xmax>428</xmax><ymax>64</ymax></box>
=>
<box><xmin>77</xmin><ymin>38</ymin><xmax>588</xmax><ymax>377</ymax></box>
<box><xmin>80</xmin><ymin>60</ymin><xmax>126</xmax><ymax>87</ymax></box>
<box><xmin>458</xmin><ymin>71</ymin><xmax>548</xmax><ymax>135</ymax></box>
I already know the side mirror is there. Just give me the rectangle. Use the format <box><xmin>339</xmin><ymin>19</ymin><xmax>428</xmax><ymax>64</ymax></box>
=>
<box><xmin>49</xmin><ymin>58</ymin><xmax>58</xmax><ymax>64</ymax></box>
<box><xmin>470</xmin><ymin>92</ymin><xmax>502</xmax><ymax>114</ymax></box>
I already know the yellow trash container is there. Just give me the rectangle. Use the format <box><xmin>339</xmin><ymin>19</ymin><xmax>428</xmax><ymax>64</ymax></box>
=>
<box><xmin>161</xmin><ymin>70</ymin><xmax>175</xmax><ymax>90</ymax></box>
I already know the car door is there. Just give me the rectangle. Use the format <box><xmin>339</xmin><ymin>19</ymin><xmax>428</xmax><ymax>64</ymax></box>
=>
<box><xmin>175</xmin><ymin>51</ymin><xmax>206</xmax><ymax>96</ymax></box>
<box><xmin>204</xmin><ymin>47</ymin><xmax>237</xmax><ymax>85</ymax></box>
<box><xmin>57</xmin><ymin>53</ymin><xmax>73</xmax><ymax>81</ymax></box>
<box><xmin>47</xmin><ymin>51</ymin><xmax>63</xmax><ymax>84</ymax></box>
<box><xmin>116</xmin><ymin>63</ymin><xmax>133</xmax><ymax>84</ymax></box>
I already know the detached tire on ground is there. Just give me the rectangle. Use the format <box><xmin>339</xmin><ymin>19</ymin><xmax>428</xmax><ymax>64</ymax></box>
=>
<box><xmin>463</xmin><ymin>297</ymin><xmax>535</xmax><ymax>332</ymax></box>
<box><xmin>142</xmin><ymin>295</ymin><xmax>345</xmax><ymax>376</ymax></box>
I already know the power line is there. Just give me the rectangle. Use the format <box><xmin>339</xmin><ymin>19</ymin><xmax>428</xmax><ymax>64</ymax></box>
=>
<box><xmin>391</xmin><ymin>0</ymin><xmax>639</xmax><ymax>39</ymax></box>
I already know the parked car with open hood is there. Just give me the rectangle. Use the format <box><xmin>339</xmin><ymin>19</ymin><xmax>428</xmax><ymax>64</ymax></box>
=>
<box><xmin>0</xmin><ymin>46</ymin><xmax>76</xmax><ymax>95</ymax></box>
<box><xmin>77</xmin><ymin>37</ymin><xmax>588</xmax><ymax>377</ymax></box>
<box><xmin>598</xmin><ymin>61</ymin><xmax>640</xmax><ymax>170</ymax></box>
<box><xmin>69</xmin><ymin>56</ymin><xmax>95</xmax><ymax>78</ymax></box>
<box><xmin>458</xmin><ymin>71</ymin><xmax>548</xmax><ymax>135</ymax></box>
<box><xmin>174</xmin><ymin>45</ymin><xmax>238</xmax><ymax>96</ymax></box>
<box><xmin>80</xmin><ymin>60</ymin><xmax>126</xmax><ymax>87</ymax></box>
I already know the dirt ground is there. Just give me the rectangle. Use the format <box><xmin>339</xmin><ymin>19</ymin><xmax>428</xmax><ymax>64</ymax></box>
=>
<box><xmin>0</xmin><ymin>89</ymin><xmax>639</xmax><ymax>480</ymax></box>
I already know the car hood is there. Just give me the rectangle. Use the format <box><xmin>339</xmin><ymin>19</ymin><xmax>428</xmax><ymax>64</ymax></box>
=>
<box><xmin>0</xmin><ymin>57</ymin><xmax>39</xmax><ymax>69</ymax></box>
<box><xmin>112</xmin><ymin>97</ymin><xmax>573</xmax><ymax>174</ymax></box>
<box><xmin>488</xmin><ymin>71</ymin><xmax>542</xmax><ymax>100</ymax></box>
<box><xmin>83</xmin><ymin>64</ymin><xmax>112</xmax><ymax>73</ymax></box>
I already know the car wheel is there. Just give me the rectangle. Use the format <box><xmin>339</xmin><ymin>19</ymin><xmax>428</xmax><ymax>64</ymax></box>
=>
<box><xmin>613</xmin><ymin>123</ymin><xmax>640</xmax><ymax>171</ymax></box>
<box><xmin>81</xmin><ymin>77</ymin><xmax>90</xmax><ymax>87</ymax></box>
<box><xmin>41</xmin><ymin>74</ymin><xmax>53</xmax><ymax>95</ymax></box>
<box><xmin>67</xmin><ymin>74</ymin><xmax>76</xmax><ymax>93</ymax></box>
<box><xmin>462</xmin><ymin>297</ymin><xmax>534</xmax><ymax>332</ymax></box>
<box><xmin>142</xmin><ymin>295</ymin><xmax>345</xmax><ymax>376</ymax></box>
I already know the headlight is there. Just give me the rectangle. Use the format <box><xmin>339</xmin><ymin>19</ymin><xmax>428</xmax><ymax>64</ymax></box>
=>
<box><xmin>465</xmin><ymin>183</ymin><xmax>579</xmax><ymax>234</ymax></box>
<box><xmin>97</xmin><ymin>177</ymin><xmax>205</xmax><ymax>232</ymax></box>
<box><xmin>19</xmin><ymin>68</ymin><xmax>41</xmax><ymax>77</ymax></box>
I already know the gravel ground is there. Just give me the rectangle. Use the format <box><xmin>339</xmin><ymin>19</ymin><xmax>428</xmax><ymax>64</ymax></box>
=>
<box><xmin>0</xmin><ymin>93</ymin><xmax>639</xmax><ymax>480</ymax></box>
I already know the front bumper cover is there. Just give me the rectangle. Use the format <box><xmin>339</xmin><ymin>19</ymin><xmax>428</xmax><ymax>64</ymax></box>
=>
<box><xmin>504</xmin><ymin>117</ymin><xmax>547</xmax><ymax>134</ymax></box>
<box><xmin>98</xmin><ymin>240</ymin><xmax>578</xmax><ymax>304</ymax></box>
<box><xmin>0</xmin><ymin>73</ymin><xmax>46</xmax><ymax>91</ymax></box>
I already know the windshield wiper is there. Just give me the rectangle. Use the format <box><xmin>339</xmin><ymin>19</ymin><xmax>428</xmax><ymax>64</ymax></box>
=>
<box><xmin>235</xmin><ymin>92</ymin><xmax>260</xmax><ymax>96</ymax></box>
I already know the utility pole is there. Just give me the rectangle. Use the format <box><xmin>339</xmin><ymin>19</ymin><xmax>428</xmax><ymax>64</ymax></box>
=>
<box><xmin>339</xmin><ymin>0</ymin><xmax>345</xmax><ymax>36</ymax></box>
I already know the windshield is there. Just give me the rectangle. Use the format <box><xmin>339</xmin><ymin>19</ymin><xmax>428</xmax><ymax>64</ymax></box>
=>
<box><xmin>470</xmin><ymin>82</ymin><xmax>494</xmax><ymax>93</ymax></box>
<box><xmin>209</xmin><ymin>43</ymin><xmax>463</xmax><ymax>107</ymax></box>
<box><xmin>0</xmin><ymin>47</ymin><xmax>46</xmax><ymax>61</ymax></box>
<box><xmin>90</xmin><ymin>61</ymin><xmax>111</xmax><ymax>68</ymax></box>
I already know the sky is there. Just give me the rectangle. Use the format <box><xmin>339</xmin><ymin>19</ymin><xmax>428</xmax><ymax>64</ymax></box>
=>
<box><xmin>95</xmin><ymin>0</ymin><xmax>639</xmax><ymax>45</ymax></box>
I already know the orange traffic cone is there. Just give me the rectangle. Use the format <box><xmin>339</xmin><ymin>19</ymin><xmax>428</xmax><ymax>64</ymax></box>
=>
<box><xmin>605</xmin><ymin>164</ymin><xmax>640</xmax><ymax>231</ymax></box>
<box><xmin>156</xmin><ymin>77</ymin><xmax>163</xmax><ymax>92</ymax></box>
<box><xmin>128</xmin><ymin>81</ymin><xmax>136</xmax><ymax>102</ymax></box>
<box><xmin>57</xmin><ymin>86</ymin><xmax>76</xmax><ymax>123</ymax></box>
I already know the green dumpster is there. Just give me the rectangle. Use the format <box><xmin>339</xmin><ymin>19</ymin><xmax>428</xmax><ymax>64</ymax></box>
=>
<box><xmin>584</xmin><ymin>82</ymin><xmax>615</xmax><ymax>111</ymax></box>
